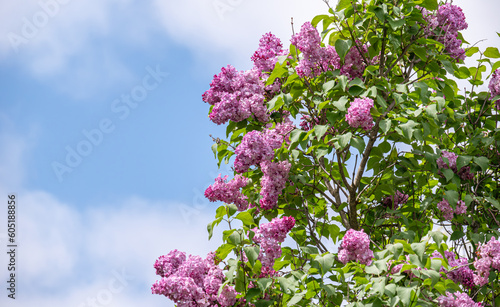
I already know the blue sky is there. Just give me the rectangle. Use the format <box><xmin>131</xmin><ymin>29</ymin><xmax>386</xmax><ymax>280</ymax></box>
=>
<box><xmin>0</xmin><ymin>0</ymin><xmax>498</xmax><ymax>306</ymax></box>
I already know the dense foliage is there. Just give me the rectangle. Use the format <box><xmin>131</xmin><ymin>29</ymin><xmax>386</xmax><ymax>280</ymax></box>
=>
<box><xmin>153</xmin><ymin>0</ymin><xmax>500</xmax><ymax>305</ymax></box>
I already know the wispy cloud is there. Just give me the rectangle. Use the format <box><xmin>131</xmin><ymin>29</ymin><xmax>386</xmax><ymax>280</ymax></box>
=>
<box><xmin>0</xmin><ymin>189</ymin><xmax>222</xmax><ymax>306</ymax></box>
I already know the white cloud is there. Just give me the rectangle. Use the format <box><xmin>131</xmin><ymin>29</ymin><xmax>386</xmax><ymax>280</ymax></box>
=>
<box><xmin>152</xmin><ymin>0</ymin><xmax>328</xmax><ymax>68</ymax></box>
<box><xmin>0</xmin><ymin>189</ymin><xmax>222</xmax><ymax>307</ymax></box>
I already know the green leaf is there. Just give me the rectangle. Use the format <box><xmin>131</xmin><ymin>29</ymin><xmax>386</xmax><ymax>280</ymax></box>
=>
<box><xmin>486</xmin><ymin>196</ymin><xmax>500</xmax><ymax>210</ymax></box>
<box><xmin>235</xmin><ymin>211</ymin><xmax>256</xmax><ymax>226</ymax></box>
<box><xmin>484</xmin><ymin>47</ymin><xmax>500</xmax><ymax>58</ymax></box>
<box><xmin>444</xmin><ymin>190</ymin><xmax>459</xmax><ymax>206</ymax></box>
<box><xmin>456</xmin><ymin>156</ymin><xmax>472</xmax><ymax>170</ymax></box>
<box><xmin>419</xmin><ymin>0</ymin><xmax>438</xmax><ymax>10</ymax></box>
<box><xmin>228</xmin><ymin>231</ymin><xmax>242</xmax><ymax>245</ymax></box>
<box><xmin>335</xmin><ymin>39</ymin><xmax>352</xmax><ymax>61</ymax></box>
<box><xmin>351</xmin><ymin>137</ymin><xmax>366</xmax><ymax>154</ymax></box>
<box><xmin>411</xmin><ymin>242</ymin><xmax>426</xmax><ymax>259</ymax></box>
<box><xmin>450</xmin><ymin>230</ymin><xmax>465</xmax><ymax>241</ymax></box>
<box><xmin>333</xmin><ymin>96</ymin><xmax>349</xmax><ymax>111</ymax></box>
<box><xmin>216</xmin><ymin>243</ymin><xmax>235</xmax><ymax>260</ymax></box>
<box><xmin>336</xmin><ymin>0</ymin><xmax>351</xmax><ymax>11</ymax></box>
<box><xmin>474</xmin><ymin>156</ymin><xmax>489</xmax><ymax>172</ymax></box>
<box><xmin>399</xmin><ymin>120</ymin><xmax>418</xmax><ymax>140</ymax></box>
<box><xmin>244</xmin><ymin>246</ymin><xmax>260</xmax><ymax>267</ymax></box>
<box><xmin>431</xmin><ymin>231</ymin><xmax>444</xmax><ymax>246</ymax></box>
<box><xmin>268</xmin><ymin>94</ymin><xmax>284</xmax><ymax>111</ymax></box>
<box><xmin>314</xmin><ymin>125</ymin><xmax>329</xmax><ymax>140</ymax></box>
<box><xmin>300</xmin><ymin>246</ymin><xmax>319</xmax><ymax>255</ymax></box>
<box><xmin>396</xmin><ymin>286</ymin><xmax>415</xmax><ymax>306</ymax></box>
<box><xmin>257</xmin><ymin>278</ymin><xmax>273</xmax><ymax>292</ymax></box>
<box><xmin>465</xmin><ymin>46</ymin><xmax>479</xmax><ymax>57</ymax></box>
<box><xmin>288</xmin><ymin>293</ymin><xmax>305</xmax><ymax>305</ymax></box>
<box><xmin>388</xmin><ymin>17</ymin><xmax>405</xmax><ymax>30</ymax></box>
<box><xmin>245</xmin><ymin>288</ymin><xmax>261</xmax><ymax>301</ymax></box>
<box><xmin>322</xmin><ymin>80</ymin><xmax>336</xmax><ymax>92</ymax></box>
<box><xmin>379</xmin><ymin>119</ymin><xmax>392</xmax><ymax>134</ymax></box>
<box><xmin>315</xmin><ymin>253</ymin><xmax>335</xmax><ymax>275</ymax></box>
<box><xmin>338</xmin><ymin>132</ymin><xmax>352</xmax><ymax>148</ymax></box>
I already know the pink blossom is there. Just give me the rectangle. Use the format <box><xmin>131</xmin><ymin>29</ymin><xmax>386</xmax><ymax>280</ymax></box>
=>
<box><xmin>437</xmin><ymin>151</ymin><xmax>474</xmax><ymax>180</ymax></box>
<box><xmin>437</xmin><ymin>198</ymin><xmax>466</xmax><ymax>220</ymax></box>
<box><xmin>489</xmin><ymin>69</ymin><xmax>500</xmax><ymax>109</ymax></box>
<box><xmin>252</xmin><ymin>32</ymin><xmax>288</xmax><ymax>73</ymax></box>
<box><xmin>437</xmin><ymin>291</ymin><xmax>482</xmax><ymax>307</ymax></box>
<box><xmin>291</xmin><ymin>22</ymin><xmax>340</xmax><ymax>77</ymax></box>
<box><xmin>203</xmin><ymin>66</ymin><xmax>269</xmax><ymax>125</ymax></box>
<box><xmin>234</xmin><ymin>130</ymin><xmax>274</xmax><ymax>173</ymax></box>
<box><xmin>204</xmin><ymin>174</ymin><xmax>249</xmax><ymax>210</ymax></box>
<box><xmin>381</xmin><ymin>191</ymin><xmax>409</xmax><ymax>210</ymax></box>
<box><xmin>432</xmin><ymin>251</ymin><xmax>474</xmax><ymax>289</ymax></box>
<box><xmin>259</xmin><ymin>160</ymin><xmax>291</xmax><ymax>210</ymax></box>
<box><xmin>252</xmin><ymin>216</ymin><xmax>295</xmax><ymax>272</ymax></box>
<box><xmin>473</xmin><ymin>236</ymin><xmax>500</xmax><ymax>286</ymax></box>
<box><xmin>338</xmin><ymin>229</ymin><xmax>374</xmax><ymax>265</ymax></box>
<box><xmin>152</xmin><ymin>251</ymin><xmax>233</xmax><ymax>306</ymax></box>
<box><xmin>346</xmin><ymin>97</ymin><xmax>374</xmax><ymax>131</ymax></box>
<box><xmin>420</xmin><ymin>4</ymin><xmax>468</xmax><ymax>61</ymax></box>
<box><xmin>340</xmin><ymin>43</ymin><xmax>369</xmax><ymax>79</ymax></box>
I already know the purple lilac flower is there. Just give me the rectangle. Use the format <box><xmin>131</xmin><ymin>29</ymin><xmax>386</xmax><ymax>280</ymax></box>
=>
<box><xmin>473</xmin><ymin>236</ymin><xmax>500</xmax><ymax>286</ymax></box>
<box><xmin>152</xmin><ymin>251</ymin><xmax>237</xmax><ymax>306</ymax></box>
<box><xmin>338</xmin><ymin>229</ymin><xmax>374</xmax><ymax>265</ymax></box>
<box><xmin>252</xmin><ymin>32</ymin><xmax>288</xmax><ymax>73</ymax></box>
<box><xmin>382</xmin><ymin>190</ymin><xmax>409</xmax><ymax>210</ymax></box>
<box><xmin>234</xmin><ymin>130</ymin><xmax>274</xmax><ymax>173</ymax></box>
<box><xmin>432</xmin><ymin>251</ymin><xmax>475</xmax><ymax>289</ymax></box>
<box><xmin>437</xmin><ymin>291</ymin><xmax>482</xmax><ymax>307</ymax></box>
<box><xmin>488</xmin><ymin>69</ymin><xmax>500</xmax><ymax>110</ymax></box>
<box><xmin>259</xmin><ymin>160</ymin><xmax>291</xmax><ymax>210</ymax></box>
<box><xmin>203</xmin><ymin>65</ymin><xmax>269</xmax><ymax>125</ymax></box>
<box><xmin>204</xmin><ymin>174</ymin><xmax>249</xmax><ymax>211</ymax></box>
<box><xmin>252</xmin><ymin>216</ymin><xmax>295</xmax><ymax>273</ymax></box>
<box><xmin>291</xmin><ymin>22</ymin><xmax>341</xmax><ymax>78</ymax></box>
<box><xmin>421</xmin><ymin>4</ymin><xmax>468</xmax><ymax>61</ymax></box>
<box><xmin>346</xmin><ymin>97</ymin><xmax>374</xmax><ymax>131</ymax></box>
<box><xmin>437</xmin><ymin>198</ymin><xmax>466</xmax><ymax>220</ymax></box>
<box><xmin>340</xmin><ymin>43</ymin><xmax>369</xmax><ymax>79</ymax></box>
<box><xmin>437</xmin><ymin>151</ymin><xmax>475</xmax><ymax>180</ymax></box>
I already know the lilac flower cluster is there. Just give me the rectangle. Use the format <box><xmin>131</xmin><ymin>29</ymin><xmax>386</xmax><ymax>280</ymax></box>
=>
<box><xmin>204</xmin><ymin>174</ymin><xmax>249</xmax><ymax>211</ymax></box>
<box><xmin>381</xmin><ymin>190</ymin><xmax>409</xmax><ymax>210</ymax></box>
<box><xmin>251</xmin><ymin>32</ymin><xmax>288</xmax><ymax>73</ymax></box>
<box><xmin>338</xmin><ymin>229</ymin><xmax>374</xmax><ymax>265</ymax></box>
<box><xmin>488</xmin><ymin>69</ymin><xmax>500</xmax><ymax>109</ymax></box>
<box><xmin>437</xmin><ymin>291</ymin><xmax>482</xmax><ymax>307</ymax></box>
<box><xmin>422</xmin><ymin>4</ymin><xmax>468</xmax><ymax>61</ymax></box>
<box><xmin>234</xmin><ymin>130</ymin><xmax>275</xmax><ymax>173</ymax></box>
<box><xmin>291</xmin><ymin>22</ymin><xmax>341</xmax><ymax>78</ymax></box>
<box><xmin>473</xmin><ymin>236</ymin><xmax>500</xmax><ymax>286</ymax></box>
<box><xmin>437</xmin><ymin>151</ymin><xmax>474</xmax><ymax>180</ymax></box>
<box><xmin>234</xmin><ymin>118</ymin><xmax>295</xmax><ymax>174</ymax></box>
<box><xmin>152</xmin><ymin>250</ymin><xmax>238</xmax><ymax>306</ymax></box>
<box><xmin>346</xmin><ymin>97</ymin><xmax>374</xmax><ymax>131</ymax></box>
<box><xmin>432</xmin><ymin>251</ymin><xmax>474</xmax><ymax>289</ymax></box>
<box><xmin>202</xmin><ymin>65</ymin><xmax>268</xmax><ymax>125</ymax></box>
<box><xmin>341</xmin><ymin>43</ymin><xmax>369</xmax><ymax>79</ymax></box>
<box><xmin>259</xmin><ymin>160</ymin><xmax>291</xmax><ymax>210</ymax></box>
<box><xmin>437</xmin><ymin>198</ymin><xmax>466</xmax><ymax>221</ymax></box>
<box><xmin>252</xmin><ymin>216</ymin><xmax>295</xmax><ymax>272</ymax></box>
<box><xmin>264</xmin><ymin>116</ymin><xmax>296</xmax><ymax>148</ymax></box>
